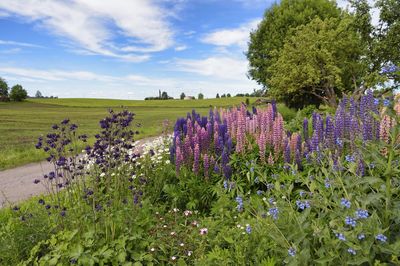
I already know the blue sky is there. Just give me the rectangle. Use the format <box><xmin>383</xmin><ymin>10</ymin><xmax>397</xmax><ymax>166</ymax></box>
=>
<box><xmin>0</xmin><ymin>0</ymin><xmax>277</xmax><ymax>99</ymax></box>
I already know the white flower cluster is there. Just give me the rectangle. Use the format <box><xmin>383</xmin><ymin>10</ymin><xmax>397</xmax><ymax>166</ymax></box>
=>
<box><xmin>135</xmin><ymin>135</ymin><xmax>173</xmax><ymax>165</ymax></box>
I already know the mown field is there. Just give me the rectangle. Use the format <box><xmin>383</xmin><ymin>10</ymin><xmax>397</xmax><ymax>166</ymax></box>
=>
<box><xmin>0</xmin><ymin>97</ymin><xmax>295</xmax><ymax>170</ymax></box>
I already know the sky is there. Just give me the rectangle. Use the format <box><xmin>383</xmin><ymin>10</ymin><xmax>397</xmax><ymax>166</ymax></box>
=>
<box><xmin>0</xmin><ymin>0</ymin><xmax>277</xmax><ymax>99</ymax></box>
<box><xmin>0</xmin><ymin>0</ymin><xmax>380</xmax><ymax>100</ymax></box>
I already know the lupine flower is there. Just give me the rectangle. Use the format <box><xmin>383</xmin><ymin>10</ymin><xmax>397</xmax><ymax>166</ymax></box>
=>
<box><xmin>376</xmin><ymin>234</ymin><xmax>387</xmax><ymax>242</ymax></box>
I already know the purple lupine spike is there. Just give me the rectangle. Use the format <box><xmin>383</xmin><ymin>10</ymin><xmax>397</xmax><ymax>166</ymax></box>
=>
<box><xmin>325</xmin><ymin>115</ymin><xmax>334</xmax><ymax>148</ymax></box>
<box><xmin>284</xmin><ymin>139</ymin><xmax>291</xmax><ymax>164</ymax></box>
<box><xmin>356</xmin><ymin>158</ymin><xmax>365</xmax><ymax>176</ymax></box>
<box><xmin>303</xmin><ymin>118</ymin><xmax>309</xmax><ymax>141</ymax></box>
<box><xmin>295</xmin><ymin>148</ymin><xmax>302</xmax><ymax>169</ymax></box>
<box><xmin>349</xmin><ymin>97</ymin><xmax>356</xmax><ymax>117</ymax></box>
<box><xmin>252</xmin><ymin>106</ymin><xmax>257</xmax><ymax>114</ymax></box>
<box><xmin>193</xmin><ymin>144</ymin><xmax>200</xmax><ymax>175</ymax></box>
<box><xmin>223</xmin><ymin>165</ymin><xmax>232</xmax><ymax>180</ymax></box>
<box><xmin>203</xmin><ymin>154</ymin><xmax>210</xmax><ymax>179</ymax></box>
<box><xmin>271</xmin><ymin>100</ymin><xmax>277</xmax><ymax>119</ymax></box>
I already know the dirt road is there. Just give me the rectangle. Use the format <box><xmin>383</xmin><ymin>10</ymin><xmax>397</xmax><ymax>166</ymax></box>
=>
<box><xmin>0</xmin><ymin>137</ymin><xmax>158</xmax><ymax>208</ymax></box>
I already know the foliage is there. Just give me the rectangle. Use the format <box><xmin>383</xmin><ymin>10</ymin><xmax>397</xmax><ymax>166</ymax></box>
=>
<box><xmin>0</xmin><ymin>77</ymin><xmax>9</xmax><ymax>102</ymax></box>
<box><xmin>268</xmin><ymin>17</ymin><xmax>365</xmax><ymax>108</ymax></box>
<box><xmin>9</xmin><ymin>84</ymin><xmax>28</xmax><ymax>102</ymax></box>
<box><xmin>247</xmin><ymin>0</ymin><xmax>341</xmax><ymax>107</ymax></box>
<box><xmin>198</xmin><ymin>93</ymin><xmax>204</xmax><ymax>100</ymax></box>
<box><xmin>1</xmin><ymin>93</ymin><xmax>399</xmax><ymax>265</ymax></box>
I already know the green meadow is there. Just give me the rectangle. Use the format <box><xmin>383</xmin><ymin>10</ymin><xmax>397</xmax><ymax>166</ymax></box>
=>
<box><xmin>0</xmin><ymin>97</ymin><xmax>294</xmax><ymax>170</ymax></box>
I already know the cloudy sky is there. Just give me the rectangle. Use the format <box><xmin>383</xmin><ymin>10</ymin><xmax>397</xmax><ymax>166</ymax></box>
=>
<box><xmin>0</xmin><ymin>0</ymin><xmax>277</xmax><ymax>99</ymax></box>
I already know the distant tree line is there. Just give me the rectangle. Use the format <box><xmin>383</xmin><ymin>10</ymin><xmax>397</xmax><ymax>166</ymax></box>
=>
<box><xmin>145</xmin><ymin>90</ymin><xmax>173</xmax><ymax>100</ymax></box>
<box><xmin>33</xmin><ymin>90</ymin><xmax>58</xmax><ymax>99</ymax></box>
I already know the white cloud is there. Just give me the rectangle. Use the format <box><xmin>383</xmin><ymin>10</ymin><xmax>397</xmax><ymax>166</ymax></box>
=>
<box><xmin>0</xmin><ymin>39</ymin><xmax>43</xmax><ymax>48</ymax></box>
<box><xmin>174</xmin><ymin>45</ymin><xmax>187</xmax><ymax>51</ymax></box>
<box><xmin>201</xmin><ymin>19</ymin><xmax>261</xmax><ymax>48</ymax></box>
<box><xmin>0</xmin><ymin>67</ymin><xmax>118</xmax><ymax>82</ymax></box>
<box><xmin>0</xmin><ymin>0</ymin><xmax>176</xmax><ymax>61</ymax></box>
<box><xmin>175</xmin><ymin>56</ymin><xmax>250</xmax><ymax>80</ymax></box>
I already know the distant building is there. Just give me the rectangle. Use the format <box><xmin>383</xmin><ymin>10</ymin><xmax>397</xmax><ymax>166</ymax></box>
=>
<box><xmin>184</xmin><ymin>96</ymin><xmax>195</xmax><ymax>100</ymax></box>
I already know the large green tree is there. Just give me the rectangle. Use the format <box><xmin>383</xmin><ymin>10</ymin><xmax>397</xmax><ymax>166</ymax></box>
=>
<box><xmin>268</xmin><ymin>17</ymin><xmax>365</xmax><ymax>107</ymax></box>
<box><xmin>0</xmin><ymin>77</ymin><xmax>9</xmax><ymax>102</ymax></box>
<box><xmin>349</xmin><ymin>0</ymin><xmax>400</xmax><ymax>92</ymax></box>
<box><xmin>247</xmin><ymin>0</ymin><xmax>341</xmax><ymax>92</ymax></box>
<box><xmin>9</xmin><ymin>84</ymin><xmax>28</xmax><ymax>102</ymax></box>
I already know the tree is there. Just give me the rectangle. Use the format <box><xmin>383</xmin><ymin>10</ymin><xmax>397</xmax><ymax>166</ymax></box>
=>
<box><xmin>198</xmin><ymin>93</ymin><xmax>204</xmax><ymax>100</ymax></box>
<box><xmin>247</xmin><ymin>0</ymin><xmax>341</xmax><ymax>90</ymax></box>
<box><xmin>9</xmin><ymin>84</ymin><xmax>28</xmax><ymax>102</ymax></box>
<box><xmin>0</xmin><ymin>77</ymin><xmax>9</xmax><ymax>102</ymax></box>
<box><xmin>268</xmin><ymin>17</ymin><xmax>365</xmax><ymax>108</ymax></box>
<box><xmin>216</xmin><ymin>93</ymin><xmax>220</xmax><ymax>98</ymax></box>
<box><xmin>221</xmin><ymin>94</ymin><xmax>226</xmax><ymax>98</ymax></box>
<box><xmin>180</xmin><ymin>92</ymin><xmax>185</xmax><ymax>100</ymax></box>
<box><xmin>161</xmin><ymin>91</ymin><xmax>169</xmax><ymax>100</ymax></box>
<box><xmin>349</xmin><ymin>0</ymin><xmax>400</xmax><ymax>92</ymax></box>
<box><xmin>227</xmin><ymin>93</ymin><xmax>231</xmax><ymax>98</ymax></box>
<box><xmin>35</xmin><ymin>90</ymin><xmax>43</xmax><ymax>98</ymax></box>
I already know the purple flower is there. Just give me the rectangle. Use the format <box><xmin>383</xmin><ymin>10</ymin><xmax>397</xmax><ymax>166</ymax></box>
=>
<box><xmin>358</xmin><ymin>233</ymin><xmax>365</xmax><ymax>240</ymax></box>
<box><xmin>245</xmin><ymin>224</ymin><xmax>251</xmax><ymax>234</ymax></box>
<box><xmin>336</xmin><ymin>233</ymin><xmax>346</xmax><ymax>241</ymax></box>
<box><xmin>345</xmin><ymin>217</ymin><xmax>357</xmax><ymax>227</ymax></box>
<box><xmin>341</xmin><ymin>198</ymin><xmax>351</xmax><ymax>209</ymax></box>
<box><xmin>355</xmin><ymin>209</ymin><xmax>369</xmax><ymax>219</ymax></box>
<box><xmin>288</xmin><ymin>247</ymin><xmax>296</xmax><ymax>257</ymax></box>
<box><xmin>376</xmin><ymin>234</ymin><xmax>387</xmax><ymax>242</ymax></box>
<box><xmin>269</xmin><ymin>207</ymin><xmax>279</xmax><ymax>220</ymax></box>
<box><xmin>348</xmin><ymin>248</ymin><xmax>356</xmax><ymax>255</ymax></box>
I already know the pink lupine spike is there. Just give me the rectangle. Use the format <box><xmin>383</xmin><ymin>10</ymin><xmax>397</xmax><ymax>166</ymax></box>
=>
<box><xmin>193</xmin><ymin>143</ymin><xmax>200</xmax><ymax>174</ymax></box>
<box><xmin>267</xmin><ymin>152</ymin><xmax>274</xmax><ymax>165</ymax></box>
<box><xmin>257</xmin><ymin>132</ymin><xmax>266</xmax><ymax>162</ymax></box>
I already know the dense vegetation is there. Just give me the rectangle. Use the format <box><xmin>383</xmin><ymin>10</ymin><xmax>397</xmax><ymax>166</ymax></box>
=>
<box><xmin>247</xmin><ymin>0</ymin><xmax>400</xmax><ymax>108</ymax></box>
<box><xmin>1</xmin><ymin>92</ymin><xmax>399</xmax><ymax>265</ymax></box>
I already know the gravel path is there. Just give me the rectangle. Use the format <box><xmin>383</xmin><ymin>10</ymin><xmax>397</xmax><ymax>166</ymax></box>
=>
<box><xmin>0</xmin><ymin>137</ymin><xmax>158</xmax><ymax>208</ymax></box>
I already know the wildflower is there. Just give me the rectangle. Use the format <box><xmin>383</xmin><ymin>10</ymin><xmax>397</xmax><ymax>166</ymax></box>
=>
<box><xmin>150</xmin><ymin>248</ymin><xmax>155</xmax><ymax>252</ymax></box>
<box><xmin>296</xmin><ymin>200</ymin><xmax>310</xmax><ymax>210</ymax></box>
<box><xmin>288</xmin><ymin>247</ymin><xmax>296</xmax><ymax>257</ymax></box>
<box><xmin>335</xmin><ymin>138</ymin><xmax>343</xmax><ymax>147</ymax></box>
<box><xmin>376</xmin><ymin>234</ymin><xmax>387</xmax><ymax>243</ymax></box>
<box><xmin>268</xmin><ymin>207</ymin><xmax>279</xmax><ymax>220</ymax></box>
<box><xmin>170</xmin><ymin>231</ymin><xmax>176</xmax><ymax>236</ymax></box>
<box><xmin>180</xmin><ymin>243</ymin><xmax>185</xmax><ymax>247</ymax></box>
<box><xmin>345</xmin><ymin>154</ymin><xmax>355</xmax><ymax>163</ymax></box>
<box><xmin>200</xmin><ymin>228</ymin><xmax>208</xmax><ymax>235</ymax></box>
<box><xmin>336</xmin><ymin>233</ymin><xmax>346</xmax><ymax>241</ymax></box>
<box><xmin>187</xmin><ymin>251</ymin><xmax>193</xmax><ymax>256</ymax></box>
<box><xmin>341</xmin><ymin>198</ymin><xmax>351</xmax><ymax>209</ymax></box>
<box><xmin>383</xmin><ymin>99</ymin><xmax>390</xmax><ymax>107</ymax></box>
<box><xmin>184</xmin><ymin>210</ymin><xmax>193</xmax><ymax>217</ymax></box>
<box><xmin>355</xmin><ymin>209</ymin><xmax>369</xmax><ymax>219</ymax></box>
<box><xmin>236</xmin><ymin>196</ymin><xmax>244</xmax><ymax>212</ymax></box>
<box><xmin>299</xmin><ymin>191</ymin><xmax>305</xmax><ymax>197</ymax></box>
<box><xmin>33</xmin><ymin>179</ymin><xmax>40</xmax><ymax>184</ymax></box>
<box><xmin>38</xmin><ymin>199</ymin><xmax>45</xmax><ymax>205</ymax></box>
<box><xmin>324</xmin><ymin>178</ymin><xmax>331</xmax><ymax>188</ymax></box>
<box><xmin>223</xmin><ymin>180</ymin><xmax>228</xmax><ymax>190</ymax></box>
<box><xmin>12</xmin><ymin>206</ymin><xmax>19</xmax><ymax>211</ymax></box>
<box><xmin>348</xmin><ymin>248</ymin><xmax>356</xmax><ymax>255</ymax></box>
<box><xmin>173</xmin><ymin>208</ymin><xmax>179</xmax><ymax>213</ymax></box>
<box><xmin>345</xmin><ymin>217</ymin><xmax>357</xmax><ymax>227</ymax></box>
<box><xmin>257</xmin><ymin>190</ymin><xmax>263</xmax><ymax>195</ymax></box>
<box><xmin>246</xmin><ymin>224</ymin><xmax>251</xmax><ymax>234</ymax></box>
<box><xmin>358</xmin><ymin>233</ymin><xmax>365</xmax><ymax>240</ymax></box>
<box><xmin>171</xmin><ymin>256</ymin><xmax>177</xmax><ymax>261</ymax></box>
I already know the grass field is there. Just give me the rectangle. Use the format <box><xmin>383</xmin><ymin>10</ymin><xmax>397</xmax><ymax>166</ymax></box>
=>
<box><xmin>0</xmin><ymin>97</ymin><xmax>295</xmax><ymax>170</ymax></box>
